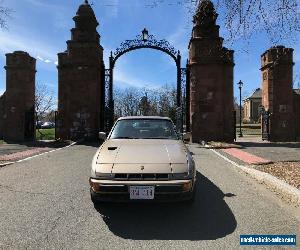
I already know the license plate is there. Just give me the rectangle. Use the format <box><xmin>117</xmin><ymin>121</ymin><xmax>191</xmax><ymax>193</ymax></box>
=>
<box><xmin>129</xmin><ymin>186</ymin><xmax>154</xmax><ymax>200</ymax></box>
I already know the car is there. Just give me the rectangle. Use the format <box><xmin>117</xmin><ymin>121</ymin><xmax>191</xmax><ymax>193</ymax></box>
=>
<box><xmin>41</xmin><ymin>122</ymin><xmax>55</xmax><ymax>129</ymax></box>
<box><xmin>89</xmin><ymin>116</ymin><xmax>197</xmax><ymax>203</ymax></box>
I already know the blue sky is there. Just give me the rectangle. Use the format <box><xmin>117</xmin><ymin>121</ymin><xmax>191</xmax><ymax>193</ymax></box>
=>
<box><xmin>0</xmin><ymin>0</ymin><xmax>299</xmax><ymax>103</ymax></box>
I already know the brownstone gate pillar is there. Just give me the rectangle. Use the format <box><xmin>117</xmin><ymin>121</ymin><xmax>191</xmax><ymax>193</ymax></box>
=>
<box><xmin>189</xmin><ymin>0</ymin><xmax>235</xmax><ymax>142</ymax></box>
<box><xmin>261</xmin><ymin>46</ymin><xmax>295</xmax><ymax>141</ymax></box>
<box><xmin>57</xmin><ymin>1</ymin><xmax>104</xmax><ymax>140</ymax></box>
<box><xmin>3</xmin><ymin>51</ymin><xmax>36</xmax><ymax>142</ymax></box>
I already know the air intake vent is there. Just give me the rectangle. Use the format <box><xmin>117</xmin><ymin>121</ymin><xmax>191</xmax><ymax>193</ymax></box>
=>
<box><xmin>114</xmin><ymin>173</ymin><xmax>169</xmax><ymax>180</ymax></box>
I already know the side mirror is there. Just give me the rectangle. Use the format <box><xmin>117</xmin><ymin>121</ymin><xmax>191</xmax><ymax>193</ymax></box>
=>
<box><xmin>99</xmin><ymin>132</ymin><xmax>107</xmax><ymax>141</ymax></box>
<box><xmin>182</xmin><ymin>132</ymin><xmax>191</xmax><ymax>142</ymax></box>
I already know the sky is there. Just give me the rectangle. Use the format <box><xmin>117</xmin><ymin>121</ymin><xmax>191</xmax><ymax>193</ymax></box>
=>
<box><xmin>0</xmin><ymin>0</ymin><xmax>299</xmax><ymax>103</ymax></box>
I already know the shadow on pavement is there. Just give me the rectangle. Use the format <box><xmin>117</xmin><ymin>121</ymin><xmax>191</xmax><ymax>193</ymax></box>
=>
<box><xmin>94</xmin><ymin>172</ymin><xmax>237</xmax><ymax>241</ymax></box>
<box><xmin>237</xmin><ymin>141</ymin><xmax>300</xmax><ymax>149</ymax></box>
<box><xmin>77</xmin><ymin>140</ymin><xmax>102</xmax><ymax>148</ymax></box>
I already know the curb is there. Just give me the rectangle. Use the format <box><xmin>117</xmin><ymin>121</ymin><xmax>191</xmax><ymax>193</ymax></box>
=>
<box><xmin>210</xmin><ymin>148</ymin><xmax>300</xmax><ymax>207</ymax></box>
<box><xmin>0</xmin><ymin>141</ymin><xmax>78</xmax><ymax>168</ymax></box>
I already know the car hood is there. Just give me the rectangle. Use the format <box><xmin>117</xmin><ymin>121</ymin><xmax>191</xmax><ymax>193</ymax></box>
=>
<box><xmin>96</xmin><ymin>139</ymin><xmax>188</xmax><ymax>165</ymax></box>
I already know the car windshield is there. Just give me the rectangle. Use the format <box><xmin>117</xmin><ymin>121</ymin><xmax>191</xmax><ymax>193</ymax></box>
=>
<box><xmin>110</xmin><ymin>119</ymin><xmax>179</xmax><ymax>140</ymax></box>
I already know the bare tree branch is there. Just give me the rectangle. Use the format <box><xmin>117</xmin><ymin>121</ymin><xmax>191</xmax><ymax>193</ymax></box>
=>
<box><xmin>0</xmin><ymin>1</ymin><xmax>13</xmax><ymax>29</ymax></box>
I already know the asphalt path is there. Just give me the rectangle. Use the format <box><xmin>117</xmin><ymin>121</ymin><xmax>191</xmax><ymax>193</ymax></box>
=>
<box><xmin>0</xmin><ymin>142</ymin><xmax>299</xmax><ymax>250</ymax></box>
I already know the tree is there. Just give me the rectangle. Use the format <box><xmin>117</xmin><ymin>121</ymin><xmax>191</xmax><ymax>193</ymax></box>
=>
<box><xmin>150</xmin><ymin>0</ymin><xmax>299</xmax><ymax>44</ymax></box>
<box><xmin>114</xmin><ymin>84</ymin><xmax>177</xmax><ymax>122</ymax></box>
<box><xmin>0</xmin><ymin>1</ymin><xmax>13</xmax><ymax>29</ymax></box>
<box><xmin>35</xmin><ymin>83</ymin><xmax>56</xmax><ymax>138</ymax></box>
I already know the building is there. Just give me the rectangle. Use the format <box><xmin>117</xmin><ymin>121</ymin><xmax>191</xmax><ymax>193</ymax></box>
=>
<box><xmin>243</xmin><ymin>87</ymin><xmax>300</xmax><ymax>128</ymax></box>
<box><xmin>243</xmin><ymin>88</ymin><xmax>262</xmax><ymax>123</ymax></box>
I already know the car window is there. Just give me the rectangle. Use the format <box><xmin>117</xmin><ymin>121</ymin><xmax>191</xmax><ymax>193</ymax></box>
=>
<box><xmin>110</xmin><ymin>119</ymin><xmax>179</xmax><ymax>139</ymax></box>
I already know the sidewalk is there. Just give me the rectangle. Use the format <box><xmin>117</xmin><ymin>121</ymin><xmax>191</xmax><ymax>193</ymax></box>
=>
<box><xmin>0</xmin><ymin>141</ymin><xmax>72</xmax><ymax>166</ymax></box>
<box><xmin>215</xmin><ymin>136</ymin><xmax>300</xmax><ymax>190</ymax></box>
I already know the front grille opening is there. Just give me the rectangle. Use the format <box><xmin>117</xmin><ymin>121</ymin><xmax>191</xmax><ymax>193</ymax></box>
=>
<box><xmin>156</xmin><ymin>174</ymin><xmax>169</xmax><ymax>179</ymax></box>
<box><xmin>114</xmin><ymin>173</ymin><xmax>169</xmax><ymax>180</ymax></box>
<box><xmin>142</xmin><ymin>174</ymin><xmax>156</xmax><ymax>179</ymax></box>
<box><xmin>115</xmin><ymin>174</ymin><xmax>127</xmax><ymax>179</ymax></box>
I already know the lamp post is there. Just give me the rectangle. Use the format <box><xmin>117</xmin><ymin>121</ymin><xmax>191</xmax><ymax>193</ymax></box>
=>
<box><xmin>142</xmin><ymin>28</ymin><xmax>149</xmax><ymax>42</ymax></box>
<box><xmin>237</xmin><ymin>80</ymin><xmax>243</xmax><ymax>137</ymax></box>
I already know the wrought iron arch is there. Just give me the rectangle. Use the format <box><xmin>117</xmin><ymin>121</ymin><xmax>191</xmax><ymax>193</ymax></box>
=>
<box><xmin>111</xmin><ymin>33</ymin><xmax>179</xmax><ymax>67</ymax></box>
<box><xmin>103</xmin><ymin>29</ymin><xmax>190</xmax><ymax>132</ymax></box>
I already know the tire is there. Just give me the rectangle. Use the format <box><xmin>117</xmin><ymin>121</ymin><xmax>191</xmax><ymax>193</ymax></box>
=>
<box><xmin>90</xmin><ymin>189</ymin><xmax>100</xmax><ymax>206</ymax></box>
<box><xmin>187</xmin><ymin>182</ymin><xmax>197</xmax><ymax>204</ymax></box>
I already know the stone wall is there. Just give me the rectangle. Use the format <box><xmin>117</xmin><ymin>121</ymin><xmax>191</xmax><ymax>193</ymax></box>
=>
<box><xmin>0</xmin><ymin>93</ymin><xmax>5</xmax><ymax>139</ymax></box>
<box><xmin>261</xmin><ymin>46</ymin><xmax>296</xmax><ymax>141</ymax></box>
<box><xmin>189</xmin><ymin>0</ymin><xmax>235</xmax><ymax>142</ymax></box>
<box><xmin>293</xmin><ymin>91</ymin><xmax>300</xmax><ymax>138</ymax></box>
<box><xmin>57</xmin><ymin>1</ymin><xmax>104</xmax><ymax>140</ymax></box>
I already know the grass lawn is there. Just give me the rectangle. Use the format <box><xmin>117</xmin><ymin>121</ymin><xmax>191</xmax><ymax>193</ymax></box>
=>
<box><xmin>36</xmin><ymin>128</ymin><xmax>55</xmax><ymax>140</ymax></box>
<box><xmin>236</xmin><ymin>124</ymin><xmax>261</xmax><ymax>136</ymax></box>
<box><xmin>0</xmin><ymin>140</ymin><xmax>3</xmax><ymax>145</ymax></box>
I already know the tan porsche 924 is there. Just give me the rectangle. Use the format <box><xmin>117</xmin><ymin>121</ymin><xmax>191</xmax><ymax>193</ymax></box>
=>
<box><xmin>89</xmin><ymin>116</ymin><xmax>197</xmax><ymax>203</ymax></box>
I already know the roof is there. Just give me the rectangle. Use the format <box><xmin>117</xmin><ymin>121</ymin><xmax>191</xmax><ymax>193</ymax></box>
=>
<box><xmin>117</xmin><ymin>116</ymin><xmax>172</xmax><ymax>121</ymax></box>
<box><xmin>246</xmin><ymin>88</ymin><xmax>262</xmax><ymax>100</ymax></box>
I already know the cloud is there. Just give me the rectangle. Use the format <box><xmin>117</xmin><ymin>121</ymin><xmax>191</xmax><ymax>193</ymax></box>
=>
<box><xmin>0</xmin><ymin>32</ymin><xmax>58</xmax><ymax>66</ymax></box>
<box><xmin>114</xmin><ymin>68</ymin><xmax>162</xmax><ymax>89</ymax></box>
<box><xmin>166</xmin><ymin>26</ymin><xmax>190</xmax><ymax>62</ymax></box>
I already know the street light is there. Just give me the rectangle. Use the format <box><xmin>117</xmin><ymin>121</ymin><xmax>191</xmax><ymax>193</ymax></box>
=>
<box><xmin>142</xmin><ymin>28</ymin><xmax>149</xmax><ymax>42</ymax></box>
<box><xmin>237</xmin><ymin>80</ymin><xmax>243</xmax><ymax>137</ymax></box>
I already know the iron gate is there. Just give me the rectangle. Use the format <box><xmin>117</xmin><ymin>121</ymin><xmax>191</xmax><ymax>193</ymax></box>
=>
<box><xmin>102</xmin><ymin>29</ymin><xmax>190</xmax><ymax>133</ymax></box>
<box><xmin>261</xmin><ymin>109</ymin><xmax>270</xmax><ymax>141</ymax></box>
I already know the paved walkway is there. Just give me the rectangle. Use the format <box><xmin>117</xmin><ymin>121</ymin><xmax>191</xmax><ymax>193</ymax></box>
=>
<box><xmin>1</xmin><ymin>143</ymin><xmax>299</xmax><ymax>249</ymax></box>
<box><xmin>0</xmin><ymin>147</ymin><xmax>50</xmax><ymax>162</ymax></box>
<box><xmin>222</xmin><ymin>148</ymin><xmax>271</xmax><ymax>165</ymax></box>
<box><xmin>234</xmin><ymin>136</ymin><xmax>300</xmax><ymax>163</ymax></box>
<box><xmin>0</xmin><ymin>141</ymin><xmax>71</xmax><ymax>164</ymax></box>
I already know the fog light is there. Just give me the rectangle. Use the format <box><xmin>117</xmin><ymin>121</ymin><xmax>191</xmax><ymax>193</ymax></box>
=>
<box><xmin>89</xmin><ymin>179</ymin><xmax>101</xmax><ymax>192</ymax></box>
<box><xmin>182</xmin><ymin>182</ymin><xmax>192</xmax><ymax>192</ymax></box>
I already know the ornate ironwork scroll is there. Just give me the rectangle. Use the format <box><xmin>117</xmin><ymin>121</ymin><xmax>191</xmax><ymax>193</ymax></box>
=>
<box><xmin>111</xmin><ymin>33</ymin><xmax>180</xmax><ymax>67</ymax></box>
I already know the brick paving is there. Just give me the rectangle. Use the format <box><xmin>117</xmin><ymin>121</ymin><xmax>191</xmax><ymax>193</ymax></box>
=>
<box><xmin>0</xmin><ymin>148</ymin><xmax>50</xmax><ymax>162</ymax></box>
<box><xmin>222</xmin><ymin>148</ymin><xmax>271</xmax><ymax>165</ymax></box>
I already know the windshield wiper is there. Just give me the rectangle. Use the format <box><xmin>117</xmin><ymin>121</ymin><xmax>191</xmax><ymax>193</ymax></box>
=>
<box><xmin>113</xmin><ymin>137</ymin><xmax>136</xmax><ymax>139</ymax></box>
<box><xmin>141</xmin><ymin>137</ymin><xmax>171</xmax><ymax>139</ymax></box>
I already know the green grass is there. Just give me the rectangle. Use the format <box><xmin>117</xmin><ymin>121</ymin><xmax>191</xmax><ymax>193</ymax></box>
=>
<box><xmin>0</xmin><ymin>140</ymin><xmax>3</xmax><ymax>145</ymax></box>
<box><xmin>36</xmin><ymin>128</ymin><xmax>55</xmax><ymax>140</ymax></box>
<box><xmin>236</xmin><ymin>127</ymin><xmax>261</xmax><ymax>135</ymax></box>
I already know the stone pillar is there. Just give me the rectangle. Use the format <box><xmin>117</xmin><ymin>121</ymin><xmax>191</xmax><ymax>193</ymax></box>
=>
<box><xmin>188</xmin><ymin>0</ymin><xmax>235</xmax><ymax>142</ymax></box>
<box><xmin>0</xmin><ymin>93</ymin><xmax>5</xmax><ymax>139</ymax></box>
<box><xmin>261</xmin><ymin>46</ymin><xmax>295</xmax><ymax>141</ymax></box>
<box><xmin>2</xmin><ymin>51</ymin><xmax>36</xmax><ymax>142</ymax></box>
<box><xmin>57</xmin><ymin>0</ymin><xmax>104</xmax><ymax>140</ymax></box>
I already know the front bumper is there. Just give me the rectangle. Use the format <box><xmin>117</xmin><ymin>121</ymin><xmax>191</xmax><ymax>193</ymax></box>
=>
<box><xmin>89</xmin><ymin>178</ymin><xmax>195</xmax><ymax>202</ymax></box>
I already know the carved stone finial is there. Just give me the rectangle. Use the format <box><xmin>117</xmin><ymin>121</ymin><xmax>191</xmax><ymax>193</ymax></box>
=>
<box><xmin>192</xmin><ymin>0</ymin><xmax>219</xmax><ymax>38</ymax></box>
<box><xmin>84</xmin><ymin>0</ymin><xmax>89</xmax><ymax>4</ymax></box>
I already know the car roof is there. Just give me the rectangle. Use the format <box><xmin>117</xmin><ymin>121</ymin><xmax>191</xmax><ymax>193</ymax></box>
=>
<box><xmin>117</xmin><ymin>116</ymin><xmax>172</xmax><ymax>121</ymax></box>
